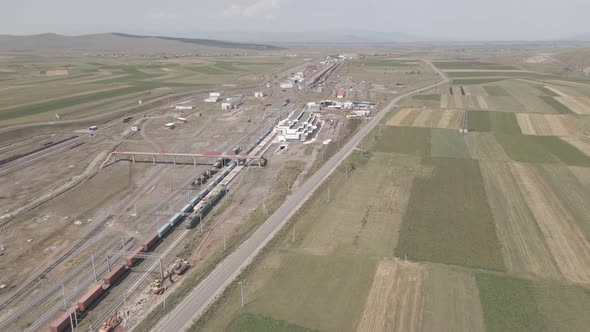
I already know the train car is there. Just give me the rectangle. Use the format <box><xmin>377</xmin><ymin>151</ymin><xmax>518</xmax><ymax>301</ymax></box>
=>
<box><xmin>169</xmin><ymin>212</ymin><xmax>184</xmax><ymax>227</ymax></box>
<box><xmin>125</xmin><ymin>246</ymin><xmax>144</xmax><ymax>267</ymax></box>
<box><xmin>49</xmin><ymin>307</ymin><xmax>77</xmax><ymax>332</ymax></box>
<box><xmin>77</xmin><ymin>284</ymin><xmax>104</xmax><ymax>312</ymax></box>
<box><xmin>103</xmin><ymin>264</ymin><xmax>127</xmax><ymax>287</ymax></box>
<box><xmin>185</xmin><ymin>187</ymin><xmax>227</xmax><ymax>229</ymax></box>
<box><xmin>181</xmin><ymin>203</ymin><xmax>193</xmax><ymax>214</ymax></box>
<box><xmin>157</xmin><ymin>223</ymin><xmax>172</xmax><ymax>238</ymax></box>
<box><xmin>141</xmin><ymin>234</ymin><xmax>159</xmax><ymax>251</ymax></box>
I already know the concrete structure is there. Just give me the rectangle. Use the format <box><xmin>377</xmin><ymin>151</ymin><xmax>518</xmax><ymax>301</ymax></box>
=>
<box><xmin>280</xmin><ymin>82</ymin><xmax>294</xmax><ymax>89</ymax></box>
<box><xmin>254</xmin><ymin>91</ymin><xmax>265</xmax><ymax>98</ymax></box>
<box><xmin>165</xmin><ymin>123</ymin><xmax>176</xmax><ymax>129</ymax></box>
<box><xmin>107</xmin><ymin>150</ymin><xmax>266</xmax><ymax>167</ymax></box>
<box><xmin>175</xmin><ymin>104</ymin><xmax>194</xmax><ymax>110</ymax></box>
<box><xmin>274</xmin><ymin>110</ymin><xmax>319</xmax><ymax>142</ymax></box>
<box><xmin>205</xmin><ymin>92</ymin><xmax>222</xmax><ymax>102</ymax></box>
<box><xmin>131</xmin><ymin>126</ymin><xmax>139</xmax><ymax>132</ymax></box>
<box><xmin>307</xmin><ymin>102</ymin><xmax>321</xmax><ymax>112</ymax></box>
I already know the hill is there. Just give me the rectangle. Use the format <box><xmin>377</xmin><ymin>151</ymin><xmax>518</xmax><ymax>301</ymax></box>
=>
<box><xmin>0</xmin><ymin>33</ymin><xmax>283</xmax><ymax>54</ymax></box>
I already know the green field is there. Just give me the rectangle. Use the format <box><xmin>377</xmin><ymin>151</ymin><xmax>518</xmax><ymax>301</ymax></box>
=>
<box><xmin>396</xmin><ymin>158</ymin><xmax>505</xmax><ymax>270</ymax></box>
<box><xmin>496</xmin><ymin>134</ymin><xmax>590</xmax><ymax>166</ymax></box>
<box><xmin>372</xmin><ymin>126</ymin><xmax>431</xmax><ymax>156</ymax></box>
<box><xmin>468</xmin><ymin>111</ymin><xmax>521</xmax><ymax>134</ymax></box>
<box><xmin>413</xmin><ymin>94</ymin><xmax>440</xmax><ymax>100</ymax></box>
<box><xmin>247</xmin><ymin>254</ymin><xmax>376</xmax><ymax>332</ymax></box>
<box><xmin>477</xmin><ymin>273</ymin><xmax>544</xmax><ymax>332</ymax></box>
<box><xmin>228</xmin><ymin>313</ymin><xmax>318</xmax><ymax>332</ymax></box>
<box><xmin>540</xmin><ymin>95</ymin><xmax>574</xmax><ymax>114</ymax></box>
<box><xmin>484</xmin><ymin>85</ymin><xmax>509</xmax><ymax>96</ymax></box>
<box><xmin>430</xmin><ymin>129</ymin><xmax>470</xmax><ymax>159</ymax></box>
<box><xmin>452</xmin><ymin>78</ymin><xmax>507</xmax><ymax>85</ymax></box>
<box><xmin>435</xmin><ymin>61</ymin><xmax>518</xmax><ymax>70</ymax></box>
<box><xmin>0</xmin><ymin>55</ymin><xmax>291</xmax><ymax>125</ymax></box>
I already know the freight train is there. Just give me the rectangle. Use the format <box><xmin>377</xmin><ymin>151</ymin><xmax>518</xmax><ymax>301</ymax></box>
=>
<box><xmin>48</xmin><ymin>128</ymin><xmax>273</xmax><ymax>332</ymax></box>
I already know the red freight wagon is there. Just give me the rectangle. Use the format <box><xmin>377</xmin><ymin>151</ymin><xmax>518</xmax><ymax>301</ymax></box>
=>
<box><xmin>141</xmin><ymin>234</ymin><xmax>159</xmax><ymax>251</ymax></box>
<box><xmin>49</xmin><ymin>307</ymin><xmax>77</xmax><ymax>332</ymax></box>
<box><xmin>125</xmin><ymin>246</ymin><xmax>144</xmax><ymax>267</ymax></box>
<box><xmin>77</xmin><ymin>284</ymin><xmax>104</xmax><ymax>312</ymax></box>
<box><xmin>104</xmin><ymin>264</ymin><xmax>127</xmax><ymax>286</ymax></box>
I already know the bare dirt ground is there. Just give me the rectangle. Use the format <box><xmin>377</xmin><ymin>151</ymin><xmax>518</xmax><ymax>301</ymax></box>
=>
<box><xmin>480</xmin><ymin>162</ymin><xmax>561</xmax><ymax>279</ymax></box>
<box><xmin>516</xmin><ymin>114</ymin><xmax>587</xmax><ymax>137</ymax></box>
<box><xmin>421</xmin><ymin>265</ymin><xmax>486</xmax><ymax>332</ymax></box>
<box><xmin>357</xmin><ymin>259</ymin><xmax>424</xmax><ymax>332</ymax></box>
<box><xmin>510</xmin><ymin>162</ymin><xmax>590</xmax><ymax>284</ymax></box>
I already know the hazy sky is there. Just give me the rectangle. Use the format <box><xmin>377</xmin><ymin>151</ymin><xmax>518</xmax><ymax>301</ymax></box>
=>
<box><xmin>1</xmin><ymin>0</ymin><xmax>589</xmax><ymax>41</ymax></box>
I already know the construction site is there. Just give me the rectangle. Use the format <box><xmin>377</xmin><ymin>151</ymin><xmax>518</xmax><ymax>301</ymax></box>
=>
<box><xmin>0</xmin><ymin>50</ymin><xmax>422</xmax><ymax>332</ymax></box>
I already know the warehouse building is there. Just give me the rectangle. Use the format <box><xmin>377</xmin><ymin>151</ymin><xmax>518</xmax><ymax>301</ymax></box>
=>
<box><xmin>274</xmin><ymin>110</ymin><xmax>319</xmax><ymax>142</ymax></box>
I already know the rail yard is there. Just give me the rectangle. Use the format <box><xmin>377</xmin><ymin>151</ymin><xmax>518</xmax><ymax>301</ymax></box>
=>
<box><xmin>0</xmin><ymin>48</ymin><xmax>440</xmax><ymax>332</ymax></box>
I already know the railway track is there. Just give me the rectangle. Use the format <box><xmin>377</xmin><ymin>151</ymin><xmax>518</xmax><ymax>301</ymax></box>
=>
<box><xmin>0</xmin><ymin>164</ymin><xmax>168</xmax><ymax>310</ymax></box>
<box><xmin>0</xmin><ymin>136</ymin><xmax>81</xmax><ymax>176</ymax></box>
<box><xmin>22</xmin><ymin>239</ymin><xmax>137</xmax><ymax>332</ymax></box>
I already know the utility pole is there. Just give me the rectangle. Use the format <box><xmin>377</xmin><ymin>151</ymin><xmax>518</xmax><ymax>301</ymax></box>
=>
<box><xmin>223</xmin><ymin>232</ymin><xmax>226</xmax><ymax>250</ymax></box>
<box><xmin>292</xmin><ymin>224</ymin><xmax>295</xmax><ymax>244</ymax></box>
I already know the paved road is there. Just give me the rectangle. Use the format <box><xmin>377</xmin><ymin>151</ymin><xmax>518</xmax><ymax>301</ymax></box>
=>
<box><xmin>153</xmin><ymin>61</ymin><xmax>449</xmax><ymax>332</ymax></box>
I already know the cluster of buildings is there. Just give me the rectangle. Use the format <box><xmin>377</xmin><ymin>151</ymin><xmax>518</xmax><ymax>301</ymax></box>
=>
<box><xmin>221</xmin><ymin>94</ymin><xmax>243</xmax><ymax>110</ymax></box>
<box><xmin>274</xmin><ymin>110</ymin><xmax>320</xmax><ymax>142</ymax></box>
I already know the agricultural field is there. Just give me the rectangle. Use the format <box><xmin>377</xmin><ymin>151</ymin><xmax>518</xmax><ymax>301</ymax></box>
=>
<box><xmin>193</xmin><ymin>58</ymin><xmax>590</xmax><ymax>332</ymax></box>
<box><xmin>0</xmin><ymin>54</ymin><xmax>293</xmax><ymax>126</ymax></box>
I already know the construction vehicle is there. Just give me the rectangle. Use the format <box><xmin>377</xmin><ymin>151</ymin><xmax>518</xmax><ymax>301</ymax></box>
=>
<box><xmin>98</xmin><ymin>312</ymin><xmax>120</xmax><ymax>332</ymax></box>
<box><xmin>173</xmin><ymin>259</ymin><xmax>190</xmax><ymax>275</ymax></box>
<box><xmin>150</xmin><ymin>279</ymin><xmax>165</xmax><ymax>295</ymax></box>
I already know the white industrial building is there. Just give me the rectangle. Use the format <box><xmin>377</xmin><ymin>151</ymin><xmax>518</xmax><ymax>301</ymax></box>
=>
<box><xmin>221</xmin><ymin>95</ymin><xmax>242</xmax><ymax>110</ymax></box>
<box><xmin>274</xmin><ymin>110</ymin><xmax>319</xmax><ymax>142</ymax></box>
<box><xmin>205</xmin><ymin>92</ymin><xmax>222</xmax><ymax>102</ymax></box>
<box><xmin>280</xmin><ymin>82</ymin><xmax>294</xmax><ymax>89</ymax></box>
<box><xmin>175</xmin><ymin>104</ymin><xmax>194</xmax><ymax>110</ymax></box>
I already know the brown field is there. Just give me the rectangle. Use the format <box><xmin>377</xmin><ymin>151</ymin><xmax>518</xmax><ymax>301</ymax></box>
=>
<box><xmin>545</xmin><ymin>84</ymin><xmax>590</xmax><ymax>115</ymax></box>
<box><xmin>440</xmin><ymin>94</ymin><xmax>448</xmax><ymax>108</ymax></box>
<box><xmin>556</xmin><ymin>96</ymin><xmax>590</xmax><ymax>115</ymax></box>
<box><xmin>480</xmin><ymin>162</ymin><xmax>561</xmax><ymax>279</ymax></box>
<box><xmin>510</xmin><ymin>163</ymin><xmax>590</xmax><ymax>284</ymax></box>
<box><xmin>421</xmin><ymin>265</ymin><xmax>486</xmax><ymax>332</ymax></box>
<box><xmin>388</xmin><ymin>108</ymin><xmax>416</xmax><ymax>126</ymax></box>
<box><xmin>387</xmin><ymin>108</ymin><xmax>461</xmax><ymax>129</ymax></box>
<box><xmin>454</xmin><ymin>94</ymin><xmax>464</xmax><ymax>108</ymax></box>
<box><xmin>45</xmin><ymin>69</ymin><xmax>69</xmax><ymax>76</ymax></box>
<box><xmin>464</xmin><ymin>133</ymin><xmax>510</xmax><ymax>161</ymax></box>
<box><xmin>445</xmin><ymin>69</ymin><xmax>528</xmax><ymax>73</ymax></box>
<box><xmin>475</xmin><ymin>96</ymin><xmax>489</xmax><ymax>109</ymax></box>
<box><xmin>516</xmin><ymin>114</ymin><xmax>587</xmax><ymax>137</ymax></box>
<box><xmin>561</xmin><ymin>138</ymin><xmax>590</xmax><ymax>156</ymax></box>
<box><xmin>357</xmin><ymin>260</ymin><xmax>424</xmax><ymax>332</ymax></box>
<box><xmin>465</xmin><ymin>86</ymin><xmax>489</xmax><ymax>96</ymax></box>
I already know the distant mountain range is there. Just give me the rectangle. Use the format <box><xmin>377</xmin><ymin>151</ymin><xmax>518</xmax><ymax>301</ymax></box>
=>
<box><xmin>191</xmin><ymin>29</ymin><xmax>429</xmax><ymax>44</ymax></box>
<box><xmin>0</xmin><ymin>33</ymin><xmax>283</xmax><ymax>54</ymax></box>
